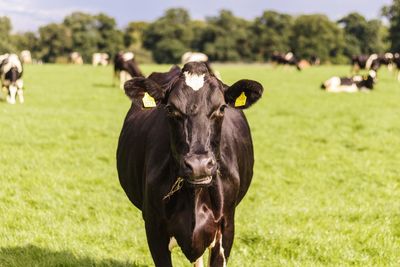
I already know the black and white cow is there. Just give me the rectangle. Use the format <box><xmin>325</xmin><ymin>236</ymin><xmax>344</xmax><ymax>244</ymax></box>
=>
<box><xmin>271</xmin><ymin>52</ymin><xmax>302</xmax><ymax>71</ymax></box>
<box><xmin>321</xmin><ymin>70</ymin><xmax>376</xmax><ymax>93</ymax></box>
<box><xmin>117</xmin><ymin>62</ymin><xmax>263</xmax><ymax>266</ymax></box>
<box><xmin>114</xmin><ymin>52</ymin><xmax>144</xmax><ymax>89</ymax></box>
<box><xmin>351</xmin><ymin>53</ymin><xmax>393</xmax><ymax>73</ymax></box>
<box><xmin>0</xmin><ymin>54</ymin><xmax>24</xmax><ymax>104</ymax></box>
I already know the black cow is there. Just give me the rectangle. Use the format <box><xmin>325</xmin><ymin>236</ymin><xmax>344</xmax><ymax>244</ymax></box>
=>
<box><xmin>0</xmin><ymin>54</ymin><xmax>24</xmax><ymax>104</ymax></box>
<box><xmin>321</xmin><ymin>70</ymin><xmax>376</xmax><ymax>93</ymax></box>
<box><xmin>117</xmin><ymin>62</ymin><xmax>263</xmax><ymax>266</ymax></box>
<box><xmin>271</xmin><ymin>52</ymin><xmax>301</xmax><ymax>71</ymax></box>
<box><xmin>351</xmin><ymin>53</ymin><xmax>393</xmax><ymax>73</ymax></box>
<box><xmin>114</xmin><ymin>52</ymin><xmax>144</xmax><ymax>88</ymax></box>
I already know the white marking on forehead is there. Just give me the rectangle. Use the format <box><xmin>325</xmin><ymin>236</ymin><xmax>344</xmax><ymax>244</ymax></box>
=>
<box><xmin>184</xmin><ymin>71</ymin><xmax>205</xmax><ymax>91</ymax></box>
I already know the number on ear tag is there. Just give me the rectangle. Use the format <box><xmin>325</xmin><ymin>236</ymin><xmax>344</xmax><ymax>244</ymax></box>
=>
<box><xmin>142</xmin><ymin>92</ymin><xmax>156</xmax><ymax>108</ymax></box>
<box><xmin>234</xmin><ymin>92</ymin><xmax>247</xmax><ymax>107</ymax></box>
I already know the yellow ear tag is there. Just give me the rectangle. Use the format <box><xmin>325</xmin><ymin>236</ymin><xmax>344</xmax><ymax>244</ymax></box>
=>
<box><xmin>234</xmin><ymin>92</ymin><xmax>247</xmax><ymax>107</ymax></box>
<box><xmin>142</xmin><ymin>92</ymin><xmax>156</xmax><ymax>108</ymax></box>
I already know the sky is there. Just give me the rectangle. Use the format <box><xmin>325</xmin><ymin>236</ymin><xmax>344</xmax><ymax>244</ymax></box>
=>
<box><xmin>0</xmin><ymin>0</ymin><xmax>393</xmax><ymax>32</ymax></box>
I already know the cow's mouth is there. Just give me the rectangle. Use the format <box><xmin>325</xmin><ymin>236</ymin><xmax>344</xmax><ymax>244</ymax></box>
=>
<box><xmin>186</xmin><ymin>176</ymin><xmax>212</xmax><ymax>186</ymax></box>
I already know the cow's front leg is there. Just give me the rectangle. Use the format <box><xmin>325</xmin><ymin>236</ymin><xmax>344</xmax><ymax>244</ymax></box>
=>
<box><xmin>209</xmin><ymin>219</ymin><xmax>234</xmax><ymax>267</ymax></box>
<box><xmin>145</xmin><ymin>219</ymin><xmax>173</xmax><ymax>267</ymax></box>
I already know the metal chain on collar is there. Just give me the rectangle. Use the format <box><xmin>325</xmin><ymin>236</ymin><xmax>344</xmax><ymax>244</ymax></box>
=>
<box><xmin>163</xmin><ymin>177</ymin><xmax>184</xmax><ymax>201</ymax></box>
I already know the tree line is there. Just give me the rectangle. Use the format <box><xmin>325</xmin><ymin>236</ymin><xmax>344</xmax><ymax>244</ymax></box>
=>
<box><xmin>1</xmin><ymin>0</ymin><xmax>400</xmax><ymax>64</ymax></box>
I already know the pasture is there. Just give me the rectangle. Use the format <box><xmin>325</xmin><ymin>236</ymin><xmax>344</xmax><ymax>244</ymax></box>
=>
<box><xmin>0</xmin><ymin>64</ymin><xmax>399</xmax><ymax>266</ymax></box>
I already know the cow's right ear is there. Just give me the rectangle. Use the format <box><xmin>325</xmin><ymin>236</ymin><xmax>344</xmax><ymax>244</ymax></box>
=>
<box><xmin>124</xmin><ymin>77</ymin><xmax>166</xmax><ymax>105</ymax></box>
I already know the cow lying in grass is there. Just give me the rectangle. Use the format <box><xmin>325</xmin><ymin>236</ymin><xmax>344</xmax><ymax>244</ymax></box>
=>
<box><xmin>321</xmin><ymin>70</ymin><xmax>376</xmax><ymax>93</ymax></box>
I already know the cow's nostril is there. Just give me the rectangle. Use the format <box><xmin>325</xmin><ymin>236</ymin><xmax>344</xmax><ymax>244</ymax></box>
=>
<box><xmin>184</xmin><ymin>160</ymin><xmax>193</xmax><ymax>172</ymax></box>
<box><xmin>206</xmin><ymin>159</ymin><xmax>215</xmax><ymax>170</ymax></box>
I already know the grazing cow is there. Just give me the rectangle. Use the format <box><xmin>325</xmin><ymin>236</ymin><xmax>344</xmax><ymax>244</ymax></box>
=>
<box><xmin>117</xmin><ymin>62</ymin><xmax>263</xmax><ymax>266</ymax></box>
<box><xmin>271</xmin><ymin>52</ymin><xmax>302</xmax><ymax>71</ymax></box>
<box><xmin>114</xmin><ymin>52</ymin><xmax>144</xmax><ymax>89</ymax></box>
<box><xmin>69</xmin><ymin>52</ymin><xmax>83</xmax><ymax>65</ymax></box>
<box><xmin>351</xmin><ymin>53</ymin><xmax>393</xmax><ymax>73</ymax></box>
<box><xmin>92</xmin><ymin>53</ymin><xmax>109</xmax><ymax>66</ymax></box>
<box><xmin>0</xmin><ymin>54</ymin><xmax>24</xmax><ymax>104</ymax></box>
<box><xmin>309</xmin><ymin>55</ymin><xmax>320</xmax><ymax>65</ymax></box>
<box><xmin>20</xmin><ymin>50</ymin><xmax>32</xmax><ymax>64</ymax></box>
<box><xmin>321</xmin><ymin>70</ymin><xmax>376</xmax><ymax>93</ymax></box>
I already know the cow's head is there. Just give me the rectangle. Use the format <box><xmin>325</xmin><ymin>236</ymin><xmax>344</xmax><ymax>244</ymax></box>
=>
<box><xmin>124</xmin><ymin>62</ymin><xmax>263</xmax><ymax>186</ymax></box>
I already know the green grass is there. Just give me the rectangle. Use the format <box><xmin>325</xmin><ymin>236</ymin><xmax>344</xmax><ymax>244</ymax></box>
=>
<box><xmin>0</xmin><ymin>64</ymin><xmax>399</xmax><ymax>266</ymax></box>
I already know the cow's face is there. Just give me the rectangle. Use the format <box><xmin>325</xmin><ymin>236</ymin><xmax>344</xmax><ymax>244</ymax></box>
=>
<box><xmin>124</xmin><ymin>62</ymin><xmax>263</xmax><ymax>185</ymax></box>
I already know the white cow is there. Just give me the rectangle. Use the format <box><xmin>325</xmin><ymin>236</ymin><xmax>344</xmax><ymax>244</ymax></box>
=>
<box><xmin>70</xmin><ymin>52</ymin><xmax>83</xmax><ymax>65</ymax></box>
<box><xmin>92</xmin><ymin>53</ymin><xmax>109</xmax><ymax>66</ymax></box>
<box><xmin>20</xmin><ymin>50</ymin><xmax>32</xmax><ymax>64</ymax></box>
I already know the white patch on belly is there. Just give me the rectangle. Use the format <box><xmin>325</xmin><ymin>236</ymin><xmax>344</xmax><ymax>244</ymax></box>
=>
<box><xmin>168</xmin><ymin>236</ymin><xmax>177</xmax><ymax>251</ymax></box>
<box><xmin>184</xmin><ymin>71</ymin><xmax>205</xmax><ymax>91</ymax></box>
<box><xmin>326</xmin><ymin>84</ymin><xmax>358</xmax><ymax>93</ymax></box>
<box><xmin>323</xmin><ymin>76</ymin><xmax>340</xmax><ymax>90</ymax></box>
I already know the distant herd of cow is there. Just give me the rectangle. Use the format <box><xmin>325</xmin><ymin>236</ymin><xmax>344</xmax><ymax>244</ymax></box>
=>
<box><xmin>1</xmin><ymin>50</ymin><xmax>400</xmax><ymax>104</ymax></box>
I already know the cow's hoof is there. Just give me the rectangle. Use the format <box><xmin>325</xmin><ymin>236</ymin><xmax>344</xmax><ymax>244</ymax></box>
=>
<box><xmin>6</xmin><ymin>97</ymin><xmax>15</xmax><ymax>104</ymax></box>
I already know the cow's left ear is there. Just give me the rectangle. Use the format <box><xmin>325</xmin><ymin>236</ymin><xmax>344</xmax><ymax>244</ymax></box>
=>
<box><xmin>224</xmin><ymin>79</ymin><xmax>263</xmax><ymax>109</ymax></box>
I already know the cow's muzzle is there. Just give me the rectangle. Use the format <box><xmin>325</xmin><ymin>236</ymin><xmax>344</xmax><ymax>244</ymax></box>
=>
<box><xmin>183</xmin><ymin>153</ymin><xmax>216</xmax><ymax>186</ymax></box>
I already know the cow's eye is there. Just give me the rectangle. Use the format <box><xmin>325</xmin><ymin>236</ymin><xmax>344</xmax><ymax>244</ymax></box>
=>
<box><xmin>211</xmin><ymin>104</ymin><xmax>227</xmax><ymax>118</ymax></box>
<box><xmin>165</xmin><ymin>105</ymin><xmax>183</xmax><ymax>118</ymax></box>
<box><xmin>219</xmin><ymin>104</ymin><xmax>227</xmax><ymax>114</ymax></box>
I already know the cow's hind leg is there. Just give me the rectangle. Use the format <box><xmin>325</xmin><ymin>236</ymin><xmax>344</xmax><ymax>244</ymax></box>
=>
<box><xmin>145</xmin><ymin>220</ymin><xmax>173</xmax><ymax>267</ymax></box>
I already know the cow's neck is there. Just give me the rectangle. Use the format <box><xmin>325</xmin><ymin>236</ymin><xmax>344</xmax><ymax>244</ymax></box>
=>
<box><xmin>165</xmin><ymin>177</ymin><xmax>224</xmax><ymax>259</ymax></box>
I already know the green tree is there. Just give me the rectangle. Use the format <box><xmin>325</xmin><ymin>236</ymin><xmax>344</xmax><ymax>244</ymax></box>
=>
<box><xmin>94</xmin><ymin>13</ymin><xmax>124</xmax><ymax>57</ymax></box>
<box><xmin>143</xmin><ymin>8</ymin><xmax>193</xmax><ymax>63</ymax></box>
<box><xmin>338</xmin><ymin>13</ymin><xmax>388</xmax><ymax>56</ymax></box>
<box><xmin>12</xmin><ymin>32</ymin><xmax>41</xmax><ymax>58</ymax></box>
<box><xmin>382</xmin><ymin>0</ymin><xmax>400</xmax><ymax>51</ymax></box>
<box><xmin>124</xmin><ymin>21</ymin><xmax>149</xmax><ymax>49</ymax></box>
<box><xmin>290</xmin><ymin>14</ymin><xmax>345</xmax><ymax>63</ymax></box>
<box><xmin>0</xmin><ymin>16</ymin><xmax>15</xmax><ymax>54</ymax></box>
<box><xmin>200</xmin><ymin>10</ymin><xmax>252</xmax><ymax>62</ymax></box>
<box><xmin>38</xmin><ymin>23</ymin><xmax>72</xmax><ymax>63</ymax></box>
<box><xmin>251</xmin><ymin>11</ymin><xmax>293</xmax><ymax>61</ymax></box>
<box><xmin>63</xmin><ymin>12</ymin><xmax>99</xmax><ymax>62</ymax></box>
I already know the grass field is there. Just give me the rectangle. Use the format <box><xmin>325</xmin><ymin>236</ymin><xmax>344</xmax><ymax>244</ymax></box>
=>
<box><xmin>0</xmin><ymin>64</ymin><xmax>399</xmax><ymax>267</ymax></box>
